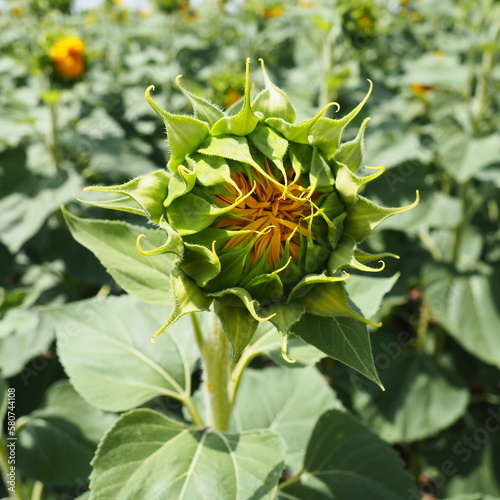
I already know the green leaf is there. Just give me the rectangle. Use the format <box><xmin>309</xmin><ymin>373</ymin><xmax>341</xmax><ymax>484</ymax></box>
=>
<box><xmin>248</xmin><ymin>122</ymin><xmax>289</xmax><ymax>175</ymax></box>
<box><xmin>344</xmin><ymin>193</ymin><xmax>419</xmax><ymax>243</ymax></box>
<box><xmin>0</xmin><ymin>307</ymin><xmax>53</xmax><ymax>378</ymax></box>
<box><xmin>279</xmin><ymin>409</ymin><xmax>418</xmax><ymax>500</ymax></box>
<box><xmin>252</xmin><ymin>59</ymin><xmax>296</xmax><ymax>122</ymax></box>
<box><xmin>0</xmin><ymin>169</ymin><xmax>82</xmax><ymax>253</ymax></box>
<box><xmin>438</xmin><ymin>133</ymin><xmax>500</xmax><ymax>183</ymax></box>
<box><xmin>82</xmin><ymin>170</ymin><xmax>171</xmax><ymax>224</ymax></box>
<box><xmin>422</xmin><ymin>263</ymin><xmax>500</xmax><ymax>368</ymax></box>
<box><xmin>266</xmin><ymin>102</ymin><xmax>337</xmax><ymax>145</ymax></box>
<box><xmin>90</xmin><ymin>409</ymin><xmax>286</xmax><ymax>500</ymax></box>
<box><xmin>151</xmin><ymin>268</ymin><xmax>212</xmax><ymax>342</ymax></box>
<box><xmin>309</xmin><ymin>147</ymin><xmax>335</xmax><ymax>191</ymax></box>
<box><xmin>17</xmin><ymin>381</ymin><xmax>116</xmax><ymax>485</ymax></box>
<box><xmin>292</xmin><ymin>313</ymin><xmax>382</xmax><ymax>388</ymax></box>
<box><xmin>176</xmin><ymin>76</ymin><xmax>225</xmax><ymax>127</ymax></box>
<box><xmin>197</xmin><ymin>135</ymin><xmax>261</xmax><ymax>170</ymax></box>
<box><xmin>308</xmin><ymin>80</ymin><xmax>373</xmax><ymax>158</ymax></box>
<box><xmin>423</xmin><ymin>406</ymin><xmax>500</xmax><ymax>497</ymax></box>
<box><xmin>49</xmin><ymin>295</ymin><xmax>201</xmax><ymax>412</ymax></box>
<box><xmin>300</xmin><ymin>282</ymin><xmax>378</xmax><ymax>326</ymax></box>
<box><xmin>334</xmin><ymin>163</ymin><xmax>384</xmax><ymax>208</ymax></box>
<box><xmin>334</xmin><ymin>117</ymin><xmax>371</xmax><ymax>172</ymax></box>
<box><xmin>352</xmin><ymin>353</ymin><xmax>469</xmax><ymax>443</ymax></box>
<box><xmin>214</xmin><ymin>301</ymin><xmax>258</xmax><ymax>363</ymax></box>
<box><xmin>62</xmin><ymin>208</ymin><xmax>177</xmax><ymax>305</ymax></box>
<box><xmin>0</xmin><ymin>378</ymin><xmax>7</xmax><ymax>423</ymax></box>
<box><xmin>231</xmin><ymin>367</ymin><xmax>343</xmax><ymax>474</ymax></box>
<box><xmin>345</xmin><ymin>273</ymin><xmax>400</xmax><ymax>319</ymax></box>
<box><xmin>211</xmin><ymin>58</ymin><xmax>259</xmax><ymax>136</ymax></box>
<box><xmin>145</xmin><ymin>86</ymin><xmax>210</xmax><ymax>172</ymax></box>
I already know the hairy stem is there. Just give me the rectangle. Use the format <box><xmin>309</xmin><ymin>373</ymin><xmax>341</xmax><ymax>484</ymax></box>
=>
<box><xmin>202</xmin><ymin>312</ymin><xmax>232</xmax><ymax>431</ymax></box>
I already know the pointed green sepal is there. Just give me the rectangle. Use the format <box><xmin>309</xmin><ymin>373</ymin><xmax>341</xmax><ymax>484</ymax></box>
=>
<box><xmin>261</xmin><ymin>301</ymin><xmax>306</xmax><ymax>336</ymax></box>
<box><xmin>334</xmin><ymin>164</ymin><xmax>385</xmax><ymax>208</ymax></box>
<box><xmin>248</xmin><ymin>123</ymin><xmax>289</xmax><ymax>178</ymax></box>
<box><xmin>266</xmin><ymin>101</ymin><xmax>339</xmax><ymax>144</ymax></box>
<box><xmin>197</xmin><ymin>135</ymin><xmax>261</xmax><ymax>170</ymax></box>
<box><xmin>344</xmin><ymin>191</ymin><xmax>420</xmax><ymax>243</ymax></box>
<box><xmin>186</xmin><ymin>154</ymin><xmax>235</xmax><ymax>188</ymax></box>
<box><xmin>145</xmin><ymin>85</ymin><xmax>210</xmax><ymax>172</ymax></box>
<box><xmin>328</xmin><ymin>235</ymin><xmax>385</xmax><ymax>275</ymax></box>
<box><xmin>203</xmin><ymin>246</ymin><xmax>251</xmax><ymax>292</ymax></box>
<box><xmin>300</xmin><ymin>282</ymin><xmax>381</xmax><ymax>327</ymax></box>
<box><xmin>167</xmin><ymin>186</ymin><xmax>256</xmax><ymax>236</ymax></box>
<box><xmin>175</xmin><ymin>75</ymin><xmax>225</xmax><ymax>127</ymax></box>
<box><xmin>151</xmin><ymin>267</ymin><xmax>212</xmax><ymax>342</ymax></box>
<box><xmin>245</xmin><ymin>272</ymin><xmax>284</xmax><ymax>303</ymax></box>
<box><xmin>210</xmin><ymin>59</ymin><xmax>259</xmax><ymax>136</ymax></box>
<box><xmin>181</xmin><ymin>241</ymin><xmax>221</xmax><ymax>287</ymax></box>
<box><xmin>164</xmin><ymin>165</ymin><xmax>197</xmax><ymax>206</ymax></box>
<box><xmin>354</xmin><ymin>249</ymin><xmax>400</xmax><ymax>264</ymax></box>
<box><xmin>74</xmin><ymin>194</ymin><xmax>146</xmax><ymax>217</ymax></box>
<box><xmin>288</xmin><ymin>272</ymin><xmax>349</xmax><ymax>302</ymax></box>
<box><xmin>214</xmin><ymin>300</ymin><xmax>258</xmax><ymax>364</ymax></box>
<box><xmin>83</xmin><ymin>170</ymin><xmax>171</xmax><ymax>224</ymax></box>
<box><xmin>136</xmin><ymin>216</ymin><xmax>184</xmax><ymax>257</ymax></box>
<box><xmin>309</xmin><ymin>147</ymin><xmax>335</xmax><ymax>191</ymax></box>
<box><xmin>334</xmin><ymin>117</ymin><xmax>371</xmax><ymax>172</ymax></box>
<box><xmin>206</xmin><ymin>287</ymin><xmax>275</xmax><ymax>322</ymax></box>
<box><xmin>252</xmin><ymin>58</ymin><xmax>296</xmax><ymax>122</ymax></box>
<box><xmin>309</xmin><ymin>80</ymin><xmax>373</xmax><ymax>158</ymax></box>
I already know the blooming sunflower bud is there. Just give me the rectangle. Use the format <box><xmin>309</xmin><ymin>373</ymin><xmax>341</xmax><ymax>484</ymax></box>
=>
<box><xmin>49</xmin><ymin>36</ymin><xmax>85</xmax><ymax>80</ymax></box>
<box><xmin>83</xmin><ymin>59</ymin><xmax>418</xmax><ymax>360</ymax></box>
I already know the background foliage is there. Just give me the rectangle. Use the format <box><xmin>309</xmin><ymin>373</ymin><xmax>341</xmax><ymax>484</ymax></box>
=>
<box><xmin>1</xmin><ymin>0</ymin><xmax>499</xmax><ymax>498</ymax></box>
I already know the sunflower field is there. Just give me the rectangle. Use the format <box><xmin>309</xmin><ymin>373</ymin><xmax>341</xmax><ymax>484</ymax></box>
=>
<box><xmin>1</xmin><ymin>0</ymin><xmax>500</xmax><ymax>499</ymax></box>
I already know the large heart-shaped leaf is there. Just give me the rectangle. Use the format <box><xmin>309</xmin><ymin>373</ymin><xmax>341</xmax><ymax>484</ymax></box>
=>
<box><xmin>0</xmin><ymin>307</ymin><xmax>54</xmax><ymax>378</ymax></box>
<box><xmin>345</xmin><ymin>273</ymin><xmax>400</xmax><ymax>320</ymax></box>
<box><xmin>231</xmin><ymin>367</ymin><xmax>343</xmax><ymax>474</ymax></box>
<box><xmin>89</xmin><ymin>409</ymin><xmax>286</xmax><ymax>500</ymax></box>
<box><xmin>422</xmin><ymin>263</ymin><xmax>500</xmax><ymax>368</ymax></box>
<box><xmin>17</xmin><ymin>381</ymin><xmax>116</xmax><ymax>485</ymax></box>
<box><xmin>279</xmin><ymin>409</ymin><xmax>418</xmax><ymax>500</ymax></box>
<box><xmin>62</xmin><ymin>208</ymin><xmax>176</xmax><ymax>305</ymax></box>
<box><xmin>292</xmin><ymin>314</ymin><xmax>382</xmax><ymax>388</ymax></box>
<box><xmin>352</xmin><ymin>353</ymin><xmax>469</xmax><ymax>443</ymax></box>
<box><xmin>49</xmin><ymin>295</ymin><xmax>201</xmax><ymax>414</ymax></box>
<box><xmin>0</xmin><ymin>170</ymin><xmax>82</xmax><ymax>253</ymax></box>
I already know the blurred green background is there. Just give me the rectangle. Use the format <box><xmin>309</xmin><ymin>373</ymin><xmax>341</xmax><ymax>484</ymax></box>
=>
<box><xmin>1</xmin><ymin>0</ymin><xmax>499</xmax><ymax>498</ymax></box>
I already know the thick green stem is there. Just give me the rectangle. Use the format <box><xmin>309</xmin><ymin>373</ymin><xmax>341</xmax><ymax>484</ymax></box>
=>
<box><xmin>191</xmin><ymin>313</ymin><xmax>205</xmax><ymax>353</ymax></box>
<box><xmin>202</xmin><ymin>312</ymin><xmax>232</xmax><ymax>431</ymax></box>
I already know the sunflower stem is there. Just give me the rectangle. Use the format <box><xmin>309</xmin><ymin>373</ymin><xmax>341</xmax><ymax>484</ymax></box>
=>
<box><xmin>201</xmin><ymin>311</ymin><xmax>232</xmax><ymax>431</ymax></box>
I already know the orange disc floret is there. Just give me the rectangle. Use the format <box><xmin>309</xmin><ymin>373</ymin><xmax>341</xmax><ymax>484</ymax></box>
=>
<box><xmin>49</xmin><ymin>36</ymin><xmax>85</xmax><ymax>79</ymax></box>
<box><xmin>214</xmin><ymin>162</ymin><xmax>316</xmax><ymax>268</ymax></box>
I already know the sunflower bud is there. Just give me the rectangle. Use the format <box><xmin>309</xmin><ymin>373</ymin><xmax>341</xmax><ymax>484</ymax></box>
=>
<box><xmin>83</xmin><ymin>59</ymin><xmax>418</xmax><ymax>359</ymax></box>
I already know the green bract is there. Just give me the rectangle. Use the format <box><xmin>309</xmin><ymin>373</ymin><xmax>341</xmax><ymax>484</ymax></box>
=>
<box><xmin>82</xmin><ymin>59</ymin><xmax>418</xmax><ymax>360</ymax></box>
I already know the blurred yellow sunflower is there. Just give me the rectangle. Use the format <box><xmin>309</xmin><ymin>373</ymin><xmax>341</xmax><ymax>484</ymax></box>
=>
<box><xmin>49</xmin><ymin>36</ymin><xmax>85</xmax><ymax>79</ymax></box>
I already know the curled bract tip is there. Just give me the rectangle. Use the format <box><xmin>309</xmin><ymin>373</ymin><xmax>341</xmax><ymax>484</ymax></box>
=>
<box><xmin>280</xmin><ymin>333</ymin><xmax>296</xmax><ymax>364</ymax></box>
